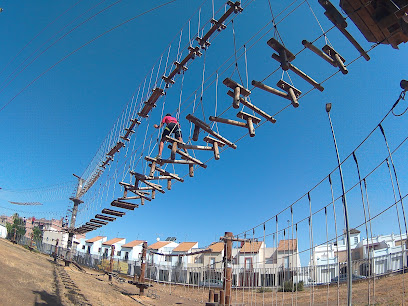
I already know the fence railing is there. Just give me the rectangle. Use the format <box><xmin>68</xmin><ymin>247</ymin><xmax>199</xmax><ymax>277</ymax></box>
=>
<box><xmin>9</xmin><ymin>237</ymin><xmax>407</xmax><ymax>289</ymax></box>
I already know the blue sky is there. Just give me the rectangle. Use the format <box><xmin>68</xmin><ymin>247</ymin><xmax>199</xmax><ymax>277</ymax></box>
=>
<box><xmin>0</xmin><ymin>0</ymin><xmax>407</xmax><ymax>265</ymax></box>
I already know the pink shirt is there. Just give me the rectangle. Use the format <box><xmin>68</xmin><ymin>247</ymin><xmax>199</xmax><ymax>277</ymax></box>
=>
<box><xmin>162</xmin><ymin>115</ymin><xmax>178</xmax><ymax>125</ymax></box>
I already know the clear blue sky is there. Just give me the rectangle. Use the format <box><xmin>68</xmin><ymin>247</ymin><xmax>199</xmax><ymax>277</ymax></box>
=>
<box><xmin>1</xmin><ymin>0</ymin><xmax>408</xmax><ymax>266</ymax></box>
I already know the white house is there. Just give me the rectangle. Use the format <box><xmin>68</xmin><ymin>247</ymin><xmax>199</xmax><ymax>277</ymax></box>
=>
<box><xmin>0</xmin><ymin>224</ymin><xmax>7</xmax><ymax>238</ymax></box>
<box><xmin>148</xmin><ymin>240</ymin><xmax>179</xmax><ymax>266</ymax></box>
<box><xmin>85</xmin><ymin>236</ymin><xmax>107</xmax><ymax>256</ymax></box>
<box><xmin>42</xmin><ymin>228</ymin><xmax>84</xmax><ymax>249</ymax></box>
<box><xmin>101</xmin><ymin>238</ymin><xmax>126</xmax><ymax>259</ymax></box>
<box><xmin>120</xmin><ymin>240</ymin><xmax>145</xmax><ymax>261</ymax></box>
<box><xmin>171</xmin><ymin>242</ymin><xmax>199</xmax><ymax>266</ymax></box>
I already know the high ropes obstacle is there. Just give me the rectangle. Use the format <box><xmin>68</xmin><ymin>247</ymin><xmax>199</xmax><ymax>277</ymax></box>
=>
<box><xmin>71</xmin><ymin>0</ymin><xmax>408</xmax><ymax>234</ymax></box>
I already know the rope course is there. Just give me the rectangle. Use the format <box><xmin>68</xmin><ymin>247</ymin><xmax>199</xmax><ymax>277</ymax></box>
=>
<box><xmin>2</xmin><ymin>0</ymin><xmax>408</xmax><ymax>304</ymax></box>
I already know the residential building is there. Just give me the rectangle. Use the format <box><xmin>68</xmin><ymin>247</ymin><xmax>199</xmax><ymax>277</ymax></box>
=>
<box><xmin>121</xmin><ymin>240</ymin><xmax>145</xmax><ymax>261</ymax></box>
<box><xmin>85</xmin><ymin>236</ymin><xmax>107</xmax><ymax>256</ymax></box>
<box><xmin>101</xmin><ymin>238</ymin><xmax>126</xmax><ymax>259</ymax></box>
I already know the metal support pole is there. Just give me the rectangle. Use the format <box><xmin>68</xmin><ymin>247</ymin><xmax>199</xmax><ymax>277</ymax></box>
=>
<box><xmin>65</xmin><ymin>175</ymin><xmax>84</xmax><ymax>266</ymax></box>
<box><xmin>223</xmin><ymin>232</ymin><xmax>233</xmax><ymax>305</ymax></box>
<box><xmin>326</xmin><ymin>103</ymin><xmax>352</xmax><ymax>306</ymax></box>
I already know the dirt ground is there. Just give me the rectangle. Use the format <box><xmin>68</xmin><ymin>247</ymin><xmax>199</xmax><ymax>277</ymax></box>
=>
<box><xmin>1</xmin><ymin>238</ymin><xmax>408</xmax><ymax>305</ymax></box>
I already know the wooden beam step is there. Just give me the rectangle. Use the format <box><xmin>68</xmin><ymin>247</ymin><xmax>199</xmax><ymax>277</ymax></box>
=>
<box><xmin>101</xmin><ymin>209</ymin><xmax>125</xmax><ymax>217</ymax></box>
<box><xmin>154</xmin><ymin>167</ymin><xmax>184</xmax><ymax>182</ymax></box>
<box><xmin>111</xmin><ymin>200</ymin><xmax>139</xmax><ymax>210</ymax></box>
<box><xmin>186</xmin><ymin>114</ymin><xmax>237</xmax><ymax>149</ymax></box>
<box><xmin>90</xmin><ymin>219</ymin><xmax>108</xmax><ymax>225</ymax></box>
<box><xmin>95</xmin><ymin>214</ymin><xmax>116</xmax><ymax>222</ymax></box>
<box><xmin>86</xmin><ymin>222</ymin><xmax>102</xmax><ymax>228</ymax></box>
<box><xmin>167</xmin><ymin>145</ymin><xmax>207</xmax><ymax>168</ymax></box>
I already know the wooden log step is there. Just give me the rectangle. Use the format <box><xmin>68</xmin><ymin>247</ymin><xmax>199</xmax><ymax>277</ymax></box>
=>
<box><xmin>276</xmin><ymin>80</ymin><xmax>301</xmax><ymax>108</ymax></box>
<box><xmin>86</xmin><ymin>222</ymin><xmax>102</xmax><ymax>228</ymax></box>
<box><xmin>318</xmin><ymin>0</ymin><xmax>370</xmax><ymax>61</ymax></box>
<box><xmin>90</xmin><ymin>219</ymin><xmax>108</xmax><ymax>225</ymax></box>
<box><xmin>223</xmin><ymin>78</ymin><xmax>251</xmax><ymax>109</ymax></box>
<box><xmin>227</xmin><ymin>91</ymin><xmax>277</xmax><ymax>123</ymax></box>
<box><xmin>107</xmin><ymin>141</ymin><xmax>125</xmax><ymax>156</ymax></box>
<box><xmin>251</xmin><ymin>80</ymin><xmax>288</xmax><ymax>99</ymax></box>
<box><xmin>271</xmin><ymin>54</ymin><xmax>324</xmax><ymax>92</ymax></box>
<box><xmin>154</xmin><ymin>166</ymin><xmax>184</xmax><ymax>182</ymax></box>
<box><xmin>267</xmin><ymin>38</ymin><xmax>295</xmax><ymax>71</ymax></box>
<box><xmin>186</xmin><ymin>114</ymin><xmax>237</xmax><ymax>149</ymax></box>
<box><xmin>111</xmin><ymin>200</ymin><xmax>139</xmax><ymax>210</ymax></box>
<box><xmin>209</xmin><ymin>115</ymin><xmax>247</xmax><ymax>128</ymax></box>
<box><xmin>128</xmin><ymin>171</ymin><xmax>165</xmax><ymax>193</ymax></box>
<box><xmin>196</xmin><ymin>1</ymin><xmax>243</xmax><ymax>48</ymax></box>
<box><xmin>162</xmin><ymin>47</ymin><xmax>202</xmax><ymax>85</ymax></box>
<box><xmin>95</xmin><ymin>214</ymin><xmax>116</xmax><ymax>222</ymax></box>
<box><xmin>101</xmin><ymin>208</ymin><xmax>125</xmax><ymax>217</ymax></box>
<box><xmin>203</xmin><ymin>136</ymin><xmax>225</xmax><ymax>160</ymax></box>
<box><xmin>236</xmin><ymin>111</ymin><xmax>261</xmax><ymax>137</ymax></box>
<box><xmin>180</xmin><ymin>144</ymin><xmax>213</xmax><ymax>151</ymax></box>
<box><xmin>301</xmin><ymin>40</ymin><xmax>336</xmax><ymax>67</ymax></box>
<box><xmin>321</xmin><ymin>45</ymin><xmax>348</xmax><ymax>74</ymax></box>
<box><xmin>156</xmin><ymin>158</ymin><xmax>195</xmax><ymax>165</ymax></box>
<box><xmin>167</xmin><ymin>145</ymin><xmax>207</xmax><ymax>168</ymax></box>
<box><xmin>138</xmin><ymin>88</ymin><xmax>165</xmax><ymax>117</ymax></box>
<box><xmin>134</xmin><ymin>191</ymin><xmax>152</xmax><ymax>201</ymax></box>
<box><xmin>118</xmin><ymin>196</ymin><xmax>141</xmax><ymax>200</ymax></box>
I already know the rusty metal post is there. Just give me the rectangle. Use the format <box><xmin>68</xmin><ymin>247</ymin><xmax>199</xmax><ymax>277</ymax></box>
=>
<box><xmin>109</xmin><ymin>245</ymin><xmax>115</xmax><ymax>281</ymax></box>
<box><xmin>139</xmin><ymin>241</ymin><xmax>147</xmax><ymax>296</ymax></box>
<box><xmin>224</xmin><ymin>232</ymin><xmax>233</xmax><ymax>306</ymax></box>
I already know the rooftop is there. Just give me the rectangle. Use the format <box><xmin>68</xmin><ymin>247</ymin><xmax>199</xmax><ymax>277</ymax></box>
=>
<box><xmin>86</xmin><ymin>236</ymin><xmax>106</xmax><ymax>243</ymax></box>
<box><xmin>240</xmin><ymin>241</ymin><xmax>263</xmax><ymax>253</ymax></box>
<box><xmin>173</xmin><ymin>242</ymin><xmax>198</xmax><ymax>252</ymax></box>
<box><xmin>122</xmin><ymin>240</ymin><xmax>145</xmax><ymax>248</ymax></box>
<box><xmin>102</xmin><ymin>238</ymin><xmax>125</xmax><ymax>246</ymax></box>
<box><xmin>148</xmin><ymin>241</ymin><xmax>172</xmax><ymax>250</ymax></box>
<box><xmin>277</xmin><ymin>239</ymin><xmax>297</xmax><ymax>252</ymax></box>
<box><xmin>207</xmin><ymin>242</ymin><xmax>224</xmax><ymax>253</ymax></box>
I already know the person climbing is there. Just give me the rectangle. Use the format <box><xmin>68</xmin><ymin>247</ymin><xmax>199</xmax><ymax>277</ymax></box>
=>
<box><xmin>154</xmin><ymin>113</ymin><xmax>186</xmax><ymax>159</ymax></box>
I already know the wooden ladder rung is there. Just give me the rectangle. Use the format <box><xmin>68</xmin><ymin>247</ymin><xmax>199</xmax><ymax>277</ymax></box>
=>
<box><xmin>95</xmin><ymin>214</ymin><xmax>116</xmax><ymax>222</ymax></box>
<box><xmin>167</xmin><ymin>145</ymin><xmax>207</xmax><ymax>168</ymax></box>
<box><xmin>111</xmin><ymin>200</ymin><xmax>139</xmax><ymax>210</ymax></box>
<box><xmin>90</xmin><ymin>219</ymin><xmax>108</xmax><ymax>225</ymax></box>
<box><xmin>154</xmin><ymin>166</ymin><xmax>184</xmax><ymax>182</ymax></box>
<box><xmin>101</xmin><ymin>208</ymin><xmax>125</xmax><ymax>217</ymax></box>
<box><xmin>86</xmin><ymin>222</ymin><xmax>102</xmax><ymax>228</ymax></box>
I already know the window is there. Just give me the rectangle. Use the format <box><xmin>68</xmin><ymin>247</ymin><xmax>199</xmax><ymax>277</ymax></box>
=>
<box><xmin>284</xmin><ymin>256</ymin><xmax>289</xmax><ymax>268</ymax></box>
<box><xmin>165</xmin><ymin>255</ymin><xmax>171</xmax><ymax>262</ymax></box>
<box><xmin>210</xmin><ymin>257</ymin><xmax>216</xmax><ymax>268</ymax></box>
<box><xmin>354</xmin><ymin>237</ymin><xmax>358</xmax><ymax>244</ymax></box>
<box><xmin>125</xmin><ymin>252</ymin><xmax>129</xmax><ymax>261</ymax></box>
<box><xmin>117</xmin><ymin>251</ymin><xmax>121</xmax><ymax>256</ymax></box>
<box><xmin>245</xmin><ymin>257</ymin><xmax>252</xmax><ymax>270</ymax></box>
<box><xmin>98</xmin><ymin>248</ymin><xmax>101</xmax><ymax>253</ymax></box>
<box><xmin>82</xmin><ymin>245</ymin><xmax>85</xmax><ymax>250</ymax></box>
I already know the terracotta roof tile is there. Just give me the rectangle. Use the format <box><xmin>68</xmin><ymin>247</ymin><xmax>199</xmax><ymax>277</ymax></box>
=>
<box><xmin>85</xmin><ymin>236</ymin><xmax>106</xmax><ymax>243</ymax></box>
<box><xmin>240</xmin><ymin>241</ymin><xmax>263</xmax><ymax>253</ymax></box>
<box><xmin>173</xmin><ymin>242</ymin><xmax>198</xmax><ymax>252</ymax></box>
<box><xmin>102</xmin><ymin>238</ymin><xmax>125</xmax><ymax>246</ymax></box>
<box><xmin>122</xmin><ymin>240</ymin><xmax>145</xmax><ymax>248</ymax></box>
<box><xmin>148</xmin><ymin>241</ymin><xmax>172</xmax><ymax>250</ymax></box>
<box><xmin>277</xmin><ymin>239</ymin><xmax>297</xmax><ymax>251</ymax></box>
<box><xmin>207</xmin><ymin>242</ymin><xmax>224</xmax><ymax>253</ymax></box>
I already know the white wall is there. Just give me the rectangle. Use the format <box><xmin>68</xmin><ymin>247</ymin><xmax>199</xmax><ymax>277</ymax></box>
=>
<box><xmin>0</xmin><ymin>224</ymin><xmax>7</xmax><ymax>238</ymax></box>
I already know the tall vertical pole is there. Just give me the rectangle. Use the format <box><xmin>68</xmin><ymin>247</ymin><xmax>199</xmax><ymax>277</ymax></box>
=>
<box><xmin>223</xmin><ymin>232</ymin><xmax>233</xmax><ymax>305</ymax></box>
<box><xmin>139</xmin><ymin>241</ymin><xmax>147</xmax><ymax>296</ymax></box>
<box><xmin>65</xmin><ymin>175</ymin><xmax>84</xmax><ymax>266</ymax></box>
<box><xmin>109</xmin><ymin>245</ymin><xmax>115</xmax><ymax>281</ymax></box>
<box><xmin>326</xmin><ymin>103</ymin><xmax>352</xmax><ymax>306</ymax></box>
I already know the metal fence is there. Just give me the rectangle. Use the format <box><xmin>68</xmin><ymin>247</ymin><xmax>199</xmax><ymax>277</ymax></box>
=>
<box><xmin>9</xmin><ymin>236</ymin><xmax>407</xmax><ymax>289</ymax></box>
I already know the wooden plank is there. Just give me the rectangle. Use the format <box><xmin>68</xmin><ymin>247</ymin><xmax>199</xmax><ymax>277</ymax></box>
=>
<box><xmin>186</xmin><ymin>114</ymin><xmax>237</xmax><ymax>149</ymax></box>
<box><xmin>118</xmin><ymin>196</ymin><xmax>141</xmax><ymax>200</ymax></box>
<box><xmin>101</xmin><ymin>208</ymin><xmax>125</xmax><ymax>217</ymax></box>
<box><xmin>90</xmin><ymin>219</ymin><xmax>108</xmax><ymax>225</ymax></box>
<box><xmin>157</xmin><ymin>158</ymin><xmax>195</xmax><ymax>165</ymax></box>
<box><xmin>322</xmin><ymin>45</ymin><xmax>348</xmax><ymax>74</ymax></box>
<box><xmin>111</xmin><ymin>200</ymin><xmax>139</xmax><ymax>210</ymax></box>
<box><xmin>236</xmin><ymin>111</ymin><xmax>261</xmax><ymax>125</ymax></box>
<box><xmin>86</xmin><ymin>222</ymin><xmax>102</xmax><ymax>228</ymax></box>
<box><xmin>227</xmin><ymin>91</ymin><xmax>277</xmax><ymax>123</ymax></box>
<box><xmin>179</xmin><ymin>144</ymin><xmax>213</xmax><ymax>151</ymax></box>
<box><xmin>95</xmin><ymin>214</ymin><xmax>116</xmax><ymax>222</ymax></box>
<box><xmin>267</xmin><ymin>38</ymin><xmax>295</xmax><ymax>61</ymax></box>
<box><xmin>138</xmin><ymin>88</ymin><xmax>165</xmax><ymax>117</ymax></box>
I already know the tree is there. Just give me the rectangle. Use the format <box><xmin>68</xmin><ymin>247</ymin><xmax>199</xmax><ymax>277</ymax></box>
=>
<box><xmin>6</xmin><ymin>213</ymin><xmax>26</xmax><ymax>240</ymax></box>
<box><xmin>32</xmin><ymin>226</ymin><xmax>43</xmax><ymax>241</ymax></box>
